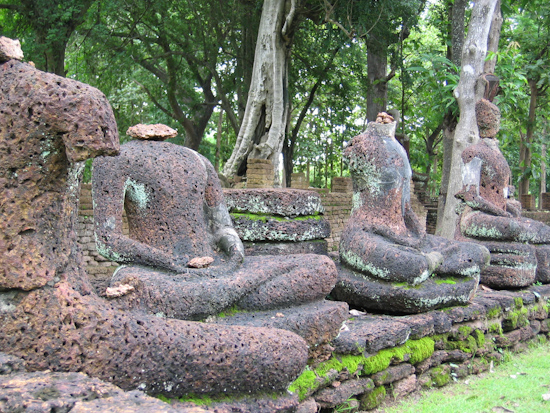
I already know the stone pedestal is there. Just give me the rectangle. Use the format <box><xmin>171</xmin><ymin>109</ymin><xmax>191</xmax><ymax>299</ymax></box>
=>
<box><xmin>224</xmin><ymin>188</ymin><xmax>330</xmax><ymax>256</ymax></box>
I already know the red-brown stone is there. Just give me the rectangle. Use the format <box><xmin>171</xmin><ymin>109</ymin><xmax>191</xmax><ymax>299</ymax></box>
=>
<box><xmin>0</xmin><ymin>55</ymin><xmax>307</xmax><ymax>398</ymax></box>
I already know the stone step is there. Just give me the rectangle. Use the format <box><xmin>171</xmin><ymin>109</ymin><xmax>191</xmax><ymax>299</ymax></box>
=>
<box><xmin>210</xmin><ymin>300</ymin><xmax>349</xmax><ymax>347</ymax></box>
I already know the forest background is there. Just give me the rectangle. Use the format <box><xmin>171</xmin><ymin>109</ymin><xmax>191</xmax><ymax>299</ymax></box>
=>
<box><xmin>1</xmin><ymin>0</ymin><xmax>549</xmax><ymax>228</ymax></box>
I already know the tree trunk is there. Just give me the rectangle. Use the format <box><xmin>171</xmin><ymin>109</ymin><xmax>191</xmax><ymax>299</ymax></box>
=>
<box><xmin>223</xmin><ymin>0</ymin><xmax>296</xmax><ymax>181</ymax></box>
<box><xmin>436</xmin><ymin>0</ymin><xmax>466</xmax><ymax>232</ymax></box>
<box><xmin>519</xmin><ymin>79</ymin><xmax>538</xmax><ymax>197</ymax></box>
<box><xmin>436</xmin><ymin>0</ymin><xmax>499</xmax><ymax>239</ymax></box>
<box><xmin>215</xmin><ymin>110</ymin><xmax>223</xmax><ymax>172</ymax></box>
<box><xmin>484</xmin><ymin>0</ymin><xmax>503</xmax><ymax>74</ymax></box>
<box><xmin>366</xmin><ymin>36</ymin><xmax>388</xmax><ymax>122</ymax></box>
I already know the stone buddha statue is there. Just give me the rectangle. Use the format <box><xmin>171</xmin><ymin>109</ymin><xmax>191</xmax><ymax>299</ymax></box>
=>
<box><xmin>456</xmin><ymin>98</ymin><xmax>550</xmax><ymax>288</ymax></box>
<box><xmin>332</xmin><ymin>114</ymin><xmax>490</xmax><ymax>313</ymax></box>
<box><xmin>92</xmin><ymin>124</ymin><xmax>345</xmax><ymax>332</ymax></box>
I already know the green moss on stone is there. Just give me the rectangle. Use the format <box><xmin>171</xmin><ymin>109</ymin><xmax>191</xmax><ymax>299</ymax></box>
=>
<box><xmin>290</xmin><ymin>338</ymin><xmax>434</xmax><ymax>401</ymax></box>
<box><xmin>431</xmin><ymin>367</ymin><xmax>451</xmax><ymax>387</ymax></box>
<box><xmin>473</xmin><ymin>330</ymin><xmax>486</xmax><ymax>347</ymax></box>
<box><xmin>514</xmin><ymin>297</ymin><xmax>524</xmax><ymax>309</ymax></box>
<box><xmin>361</xmin><ymin>386</ymin><xmax>386</xmax><ymax>410</ymax></box>
<box><xmin>487</xmin><ymin>307</ymin><xmax>502</xmax><ymax>319</ymax></box>
<box><xmin>434</xmin><ymin>277</ymin><xmax>457</xmax><ymax>285</ymax></box>
<box><xmin>458</xmin><ymin>325</ymin><xmax>472</xmax><ymax>339</ymax></box>
<box><xmin>505</xmin><ymin>306</ymin><xmax>529</xmax><ymax>329</ymax></box>
<box><xmin>489</xmin><ymin>322</ymin><xmax>503</xmax><ymax>335</ymax></box>
<box><xmin>173</xmin><ymin>394</ymin><xmax>213</xmax><ymax>406</ymax></box>
<box><xmin>340</xmin><ymin>354</ymin><xmax>363</xmax><ymax>375</ymax></box>
<box><xmin>445</xmin><ymin>336</ymin><xmax>478</xmax><ymax>354</ymax></box>
<box><xmin>315</xmin><ymin>358</ymin><xmax>344</xmax><ymax>377</ymax></box>
<box><xmin>288</xmin><ymin>370</ymin><xmax>317</xmax><ymax>401</ymax></box>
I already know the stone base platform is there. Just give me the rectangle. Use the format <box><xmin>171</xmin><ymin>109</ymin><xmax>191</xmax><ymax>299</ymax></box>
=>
<box><xmin>331</xmin><ymin>264</ymin><xmax>480</xmax><ymax>314</ymax></box>
<box><xmin>4</xmin><ymin>287</ymin><xmax>550</xmax><ymax>412</ymax></box>
<box><xmin>209</xmin><ymin>300</ymin><xmax>349</xmax><ymax>347</ymax></box>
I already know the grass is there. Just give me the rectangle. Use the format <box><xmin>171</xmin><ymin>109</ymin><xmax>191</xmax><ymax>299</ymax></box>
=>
<box><xmin>374</xmin><ymin>341</ymin><xmax>550</xmax><ymax>413</ymax></box>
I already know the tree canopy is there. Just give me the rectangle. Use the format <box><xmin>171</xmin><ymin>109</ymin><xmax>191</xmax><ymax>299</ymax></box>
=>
<box><xmin>2</xmin><ymin>0</ymin><xmax>550</xmax><ymax>231</ymax></box>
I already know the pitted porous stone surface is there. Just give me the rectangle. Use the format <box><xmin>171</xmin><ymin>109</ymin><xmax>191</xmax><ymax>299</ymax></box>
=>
<box><xmin>0</xmin><ymin>59</ymin><xmax>119</xmax><ymax>291</ymax></box>
<box><xmin>1</xmin><ymin>284</ymin><xmax>308</xmax><ymax>397</ymax></box>
<box><xmin>243</xmin><ymin>240</ymin><xmax>328</xmax><ymax>256</ymax></box>
<box><xmin>211</xmin><ymin>300</ymin><xmax>349</xmax><ymax>347</ymax></box>
<box><xmin>0</xmin><ymin>371</ymin><xmax>192</xmax><ymax>413</ymax></box>
<box><xmin>336</xmin><ymin>120</ymin><xmax>487</xmax><ymax>314</ymax></box>
<box><xmin>0</xmin><ymin>54</ymin><xmax>308</xmax><ymax>400</ymax></box>
<box><xmin>110</xmin><ymin>254</ymin><xmax>339</xmax><ymax>323</ymax></box>
<box><xmin>0</xmin><ymin>352</ymin><xmax>26</xmax><ymax>375</ymax></box>
<box><xmin>0</xmin><ymin>36</ymin><xmax>24</xmax><ymax>62</ymax></box>
<box><xmin>126</xmin><ymin>123</ymin><xmax>178</xmax><ymax>140</ymax></box>
<box><xmin>224</xmin><ymin>188</ymin><xmax>325</xmax><ymax>217</ymax></box>
<box><xmin>232</xmin><ymin>215</ymin><xmax>331</xmax><ymax>242</ymax></box>
<box><xmin>332</xmin><ymin>264</ymin><xmax>480</xmax><ymax>315</ymax></box>
<box><xmin>476</xmin><ymin>98</ymin><xmax>501</xmax><ymax>138</ymax></box>
<box><xmin>315</xmin><ymin>378</ymin><xmax>374</xmax><ymax>409</ymax></box>
<box><xmin>332</xmin><ymin>314</ymin><xmax>412</xmax><ymax>355</ymax></box>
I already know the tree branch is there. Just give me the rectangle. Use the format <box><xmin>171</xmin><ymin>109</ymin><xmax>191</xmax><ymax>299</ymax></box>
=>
<box><xmin>0</xmin><ymin>3</ymin><xmax>20</xmax><ymax>10</ymax></box>
<box><xmin>133</xmin><ymin>80</ymin><xmax>173</xmax><ymax>119</ymax></box>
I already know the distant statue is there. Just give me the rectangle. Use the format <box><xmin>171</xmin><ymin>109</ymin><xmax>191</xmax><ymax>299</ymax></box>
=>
<box><xmin>92</xmin><ymin>124</ymin><xmax>341</xmax><ymax>323</ymax></box>
<box><xmin>332</xmin><ymin>113</ymin><xmax>489</xmax><ymax>314</ymax></box>
<box><xmin>456</xmin><ymin>97</ymin><xmax>550</xmax><ymax>288</ymax></box>
<box><xmin>0</xmin><ymin>37</ymin><xmax>309</xmax><ymax>399</ymax></box>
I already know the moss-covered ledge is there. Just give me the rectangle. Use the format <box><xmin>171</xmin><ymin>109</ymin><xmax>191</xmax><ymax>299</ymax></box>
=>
<box><xmin>290</xmin><ymin>285</ymin><xmax>550</xmax><ymax>412</ymax></box>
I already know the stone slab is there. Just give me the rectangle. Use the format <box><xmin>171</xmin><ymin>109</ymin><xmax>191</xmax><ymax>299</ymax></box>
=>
<box><xmin>224</xmin><ymin>188</ymin><xmax>325</xmax><ymax>217</ymax></box>
<box><xmin>211</xmin><ymin>300</ymin><xmax>349</xmax><ymax>347</ymax></box>
<box><xmin>243</xmin><ymin>240</ymin><xmax>328</xmax><ymax>256</ymax></box>
<box><xmin>332</xmin><ymin>264</ymin><xmax>480</xmax><ymax>314</ymax></box>
<box><xmin>332</xmin><ymin>314</ymin><xmax>411</xmax><ymax>355</ymax></box>
<box><xmin>0</xmin><ymin>371</ymin><xmax>187</xmax><ymax>413</ymax></box>
<box><xmin>232</xmin><ymin>214</ymin><xmax>330</xmax><ymax>241</ymax></box>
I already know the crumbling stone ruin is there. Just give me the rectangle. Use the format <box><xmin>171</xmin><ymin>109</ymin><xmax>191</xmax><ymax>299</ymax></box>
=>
<box><xmin>0</xmin><ymin>37</ymin><xmax>312</xmax><ymax>401</ymax></box>
<box><xmin>331</xmin><ymin>115</ymin><xmax>490</xmax><ymax>314</ymax></box>
<box><xmin>456</xmin><ymin>94</ymin><xmax>550</xmax><ymax>289</ymax></box>
<box><xmin>224</xmin><ymin>188</ymin><xmax>331</xmax><ymax>256</ymax></box>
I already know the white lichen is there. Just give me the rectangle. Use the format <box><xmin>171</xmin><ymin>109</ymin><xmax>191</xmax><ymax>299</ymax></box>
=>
<box><xmin>124</xmin><ymin>178</ymin><xmax>149</xmax><ymax>210</ymax></box>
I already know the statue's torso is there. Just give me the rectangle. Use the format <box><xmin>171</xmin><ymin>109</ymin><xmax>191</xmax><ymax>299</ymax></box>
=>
<box><xmin>118</xmin><ymin>140</ymin><xmax>217</xmax><ymax>259</ymax></box>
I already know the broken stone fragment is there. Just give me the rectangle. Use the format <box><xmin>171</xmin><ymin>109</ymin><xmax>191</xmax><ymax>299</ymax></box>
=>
<box><xmin>375</xmin><ymin>112</ymin><xmax>394</xmax><ymax>124</ymax></box>
<box><xmin>0</xmin><ymin>37</ymin><xmax>24</xmax><ymax>63</ymax></box>
<box><xmin>105</xmin><ymin>284</ymin><xmax>135</xmax><ymax>298</ymax></box>
<box><xmin>126</xmin><ymin>123</ymin><xmax>178</xmax><ymax>140</ymax></box>
<box><xmin>187</xmin><ymin>256</ymin><xmax>214</xmax><ymax>268</ymax></box>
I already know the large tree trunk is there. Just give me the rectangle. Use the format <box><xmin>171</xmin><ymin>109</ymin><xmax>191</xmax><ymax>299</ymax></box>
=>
<box><xmin>223</xmin><ymin>0</ymin><xmax>297</xmax><ymax>182</ymax></box>
<box><xmin>366</xmin><ymin>36</ymin><xmax>388</xmax><ymax>122</ymax></box>
<box><xmin>437</xmin><ymin>0</ymin><xmax>466</xmax><ymax>235</ymax></box>
<box><xmin>436</xmin><ymin>0</ymin><xmax>499</xmax><ymax>239</ymax></box>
